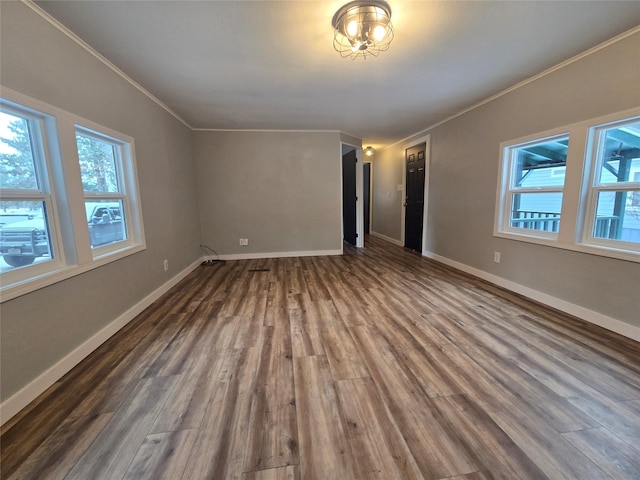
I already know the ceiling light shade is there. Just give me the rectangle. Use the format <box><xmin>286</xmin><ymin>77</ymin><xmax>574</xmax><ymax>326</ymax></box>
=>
<box><xmin>332</xmin><ymin>1</ymin><xmax>394</xmax><ymax>60</ymax></box>
<box><xmin>365</xmin><ymin>146</ymin><xmax>375</xmax><ymax>156</ymax></box>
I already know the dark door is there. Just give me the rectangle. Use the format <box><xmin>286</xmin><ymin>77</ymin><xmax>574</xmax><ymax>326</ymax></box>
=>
<box><xmin>404</xmin><ymin>142</ymin><xmax>426</xmax><ymax>252</ymax></box>
<box><xmin>342</xmin><ymin>149</ymin><xmax>357</xmax><ymax>245</ymax></box>
<box><xmin>363</xmin><ymin>162</ymin><xmax>370</xmax><ymax>235</ymax></box>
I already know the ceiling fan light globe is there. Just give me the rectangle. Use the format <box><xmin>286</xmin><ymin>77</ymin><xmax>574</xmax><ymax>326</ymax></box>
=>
<box><xmin>373</xmin><ymin>24</ymin><xmax>387</xmax><ymax>41</ymax></box>
<box><xmin>346</xmin><ymin>20</ymin><xmax>359</xmax><ymax>37</ymax></box>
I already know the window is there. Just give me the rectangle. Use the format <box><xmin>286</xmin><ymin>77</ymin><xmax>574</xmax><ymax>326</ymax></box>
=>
<box><xmin>583</xmin><ymin>119</ymin><xmax>640</xmax><ymax>249</ymax></box>
<box><xmin>0</xmin><ymin>107</ymin><xmax>61</xmax><ymax>275</ymax></box>
<box><xmin>0</xmin><ymin>88</ymin><xmax>145</xmax><ymax>301</ymax></box>
<box><xmin>632</xmin><ymin>172</ymin><xmax>640</xmax><ymax>207</ymax></box>
<box><xmin>496</xmin><ymin>132</ymin><xmax>568</xmax><ymax>239</ymax></box>
<box><xmin>495</xmin><ymin>108</ymin><xmax>640</xmax><ymax>262</ymax></box>
<box><xmin>76</xmin><ymin>129</ymin><xmax>129</xmax><ymax>253</ymax></box>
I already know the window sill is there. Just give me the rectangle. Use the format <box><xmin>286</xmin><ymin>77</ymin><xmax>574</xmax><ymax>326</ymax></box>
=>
<box><xmin>494</xmin><ymin>230</ymin><xmax>640</xmax><ymax>264</ymax></box>
<box><xmin>0</xmin><ymin>243</ymin><xmax>146</xmax><ymax>303</ymax></box>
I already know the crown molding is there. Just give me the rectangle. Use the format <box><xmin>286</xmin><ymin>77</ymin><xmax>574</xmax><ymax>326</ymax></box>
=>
<box><xmin>20</xmin><ymin>0</ymin><xmax>193</xmax><ymax>130</ymax></box>
<box><xmin>382</xmin><ymin>25</ymin><xmax>640</xmax><ymax>152</ymax></box>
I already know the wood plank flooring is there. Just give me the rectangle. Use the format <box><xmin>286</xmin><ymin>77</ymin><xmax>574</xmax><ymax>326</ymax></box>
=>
<box><xmin>2</xmin><ymin>235</ymin><xmax>640</xmax><ymax>479</ymax></box>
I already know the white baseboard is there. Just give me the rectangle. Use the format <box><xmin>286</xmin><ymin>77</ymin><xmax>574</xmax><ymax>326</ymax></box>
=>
<box><xmin>212</xmin><ymin>249</ymin><xmax>342</xmax><ymax>261</ymax></box>
<box><xmin>0</xmin><ymin>258</ymin><xmax>203</xmax><ymax>427</ymax></box>
<box><xmin>423</xmin><ymin>251</ymin><xmax>640</xmax><ymax>343</ymax></box>
<box><xmin>370</xmin><ymin>231</ymin><xmax>403</xmax><ymax>246</ymax></box>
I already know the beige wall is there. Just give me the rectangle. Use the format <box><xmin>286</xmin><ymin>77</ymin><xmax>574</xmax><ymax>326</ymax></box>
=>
<box><xmin>194</xmin><ymin>131</ymin><xmax>343</xmax><ymax>256</ymax></box>
<box><xmin>0</xmin><ymin>2</ymin><xmax>202</xmax><ymax>402</ymax></box>
<box><xmin>372</xmin><ymin>31</ymin><xmax>640</xmax><ymax>328</ymax></box>
<box><xmin>371</xmin><ymin>147</ymin><xmax>404</xmax><ymax>242</ymax></box>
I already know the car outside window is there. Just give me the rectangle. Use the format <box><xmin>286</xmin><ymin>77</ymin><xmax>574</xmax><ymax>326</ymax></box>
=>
<box><xmin>0</xmin><ymin>108</ymin><xmax>59</xmax><ymax>273</ymax></box>
<box><xmin>0</xmin><ymin>89</ymin><xmax>145</xmax><ymax>301</ymax></box>
<box><xmin>76</xmin><ymin>130</ymin><xmax>129</xmax><ymax>252</ymax></box>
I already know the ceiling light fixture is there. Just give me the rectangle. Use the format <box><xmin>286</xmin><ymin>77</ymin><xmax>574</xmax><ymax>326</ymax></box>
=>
<box><xmin>365</xmin><ymin>146</ymin><xmax>375</xmax><ymax>156</ymax></box>
<box><xmin>332</xmin><ymin>1</ymin><xmax>394</xmax><ymax>60</ymax></box>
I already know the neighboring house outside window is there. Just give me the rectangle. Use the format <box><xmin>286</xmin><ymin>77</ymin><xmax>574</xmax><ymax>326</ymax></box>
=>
<box><xmin>495</xmin><ymin>108</ymin><xmax>640</xmax><ymax>262</ymax></box>
<box><xmin>498</xmin><ymin>134</ymin><xmax>568</xmax><ymax>238</ymax></box>
<box><xmin>583</xmin><ymin>119</ymin><xmax>640</xmax><ymax>247</ymax></box>
<box><xmin>632</xmin><ymin>172</ymin><xmax>640</xmax><ymax>207</ymax></box>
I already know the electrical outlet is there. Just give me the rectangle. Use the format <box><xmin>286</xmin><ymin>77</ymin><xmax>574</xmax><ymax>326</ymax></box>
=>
<box><xmin>493</xmin><ymin>251</ymin><xmax>501</xmax><ymax>263</ymax></box>
<box><xmin>239</xmin><ymin>238</ymin><xmax>249</xmax><ymax>246</ymax></box>
<box><xmin>163</xmin><ymin>259</ymin><xmax>169</xmax><ymax>271</ymax></box>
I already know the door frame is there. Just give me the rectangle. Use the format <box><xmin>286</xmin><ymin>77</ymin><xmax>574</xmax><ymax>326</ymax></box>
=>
<box><xmin>400</xmin><ymin>134</ymin><xmax>431</xmax><ymax>254</ymax></box>
<box><xmin>340</xmin><ymin>142</ymin><xmax>364</xmax><ymax>250</ymax></box>
<box><xmin>363</xmin><ymin>161</ymin><xmax>372</xmax><ymax>235</ymax></box>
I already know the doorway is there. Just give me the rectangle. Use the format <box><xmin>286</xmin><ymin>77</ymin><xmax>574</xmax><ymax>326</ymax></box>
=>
<box><xmin>363</xmin><ymin>162</ymin><xmax>371</xmax><ymax>235</ymax></box>
<box><xmin>342</xmin><ymin>148</ymin><xmax>357</xmax><ymax>246</ymax></box>
<box><xmin>404</xmin><ymin>142</ymin><xmax>426</xmax><ymax>252</ymax></box>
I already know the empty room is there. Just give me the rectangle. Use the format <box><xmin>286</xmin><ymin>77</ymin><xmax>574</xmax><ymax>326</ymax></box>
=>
<box><xmin>1</xmin><ymin>1</ymin><xmax>639</xmax><ymax>479</ymax></box>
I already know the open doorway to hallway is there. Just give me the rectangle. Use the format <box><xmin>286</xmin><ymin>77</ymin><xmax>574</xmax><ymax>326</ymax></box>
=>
<box><xmin>341</xmin><ymin>143</ymin><xmax>367</xmax><ymax>248</ymax></box>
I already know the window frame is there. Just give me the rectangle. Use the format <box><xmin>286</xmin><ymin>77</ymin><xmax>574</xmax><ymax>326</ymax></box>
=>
<box><xmin>494</xmin><ymin>107</ymin><xmax>640</xmax><ymax>264</ymax></box>
<box><xmin>0</xmin><ymin>87</ymin><xmax>146</xmax><ymax>302</ymax></box>
<box><xmin>632</xmin><ymin>172</ymin><xmax>640</xmax><ymax>207</ymax></box>
<box><xmin>0</xmin><ymin>102</ymin><xmax>66</xmax><ymax>285</ymax></box>
<box><xmin>74</xmin><ymin>124</ymin><xmax>141</xmax><ymax>258</ymax></box>
<box><xmin>581</xmin><ymin>116</ymin><xmax>640</xmax><ymax>253</ymax></box>
<box><xmin>495</xmin><ymin>128</ymin><xmax>570</xmax><ymax>241</ymax></box>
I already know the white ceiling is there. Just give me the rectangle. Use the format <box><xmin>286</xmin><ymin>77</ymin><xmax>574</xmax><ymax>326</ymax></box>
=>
<box><xmin>34</xmin><ymin>0</ymin><xmax>640</xmax><ymax>149</ymax></box>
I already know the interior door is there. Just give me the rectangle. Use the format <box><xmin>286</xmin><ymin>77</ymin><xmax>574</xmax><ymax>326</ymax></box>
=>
<box><xmin>342</xmin><ymin>150</ymin><xmax>357</xmax><ymax>245</ymax></box>
<box><xmin>342</xmin><ymin>149</ymin><xmax>357</xmax><ymax>245</ymax></box>
<box><xmin>363</xmin><ymin>162</ymin><xmax>370</xmax><ymax>235</ymax></box>
<box><xmin>404</xmin><ymin>142</ymin><xmax>426</xmax><ymax>252</ymax></box>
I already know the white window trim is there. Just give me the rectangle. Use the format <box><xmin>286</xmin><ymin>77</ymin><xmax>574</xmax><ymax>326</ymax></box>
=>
<box><xmin>74</xmin><ymin>124</ymin><xmax>144</xmax><ymax>259</ymax></box>
<box><xmin>495</xmin><ymin>128</ymin><xmax>569</xmax><ymax>241</ymax></box>
<box><xmin>580</xmin><ymin>116</ymin><xmax>640</xmax><ymax>254</ymax></box>
<box><xmin>495</xmin><ymin>107</ymin><xmax>640</xmax><ymax>264</ymax></box>
<box><xmin>0</xmin><ymin>87</ymin><xmax>146</xmax><ymax>302</ymax></box>
<box><xmin>0</xmin><ymin>101</ymin><xmax>67</xmax><ymax>286</ymax></box>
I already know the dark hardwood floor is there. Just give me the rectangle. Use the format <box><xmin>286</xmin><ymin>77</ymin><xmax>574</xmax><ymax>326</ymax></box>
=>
<box><xmin>2</xmin><ymin>235</ymin><xmax>640</xmax><ymax>479</ymax></box>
